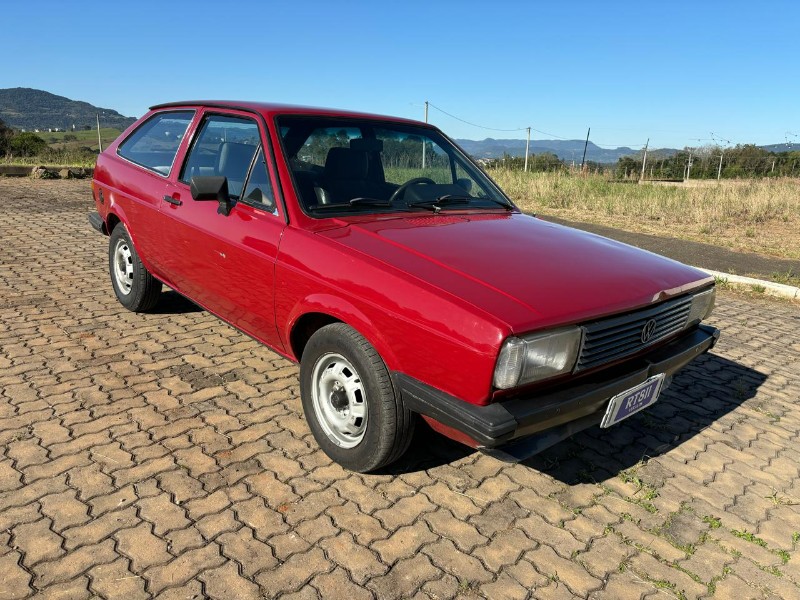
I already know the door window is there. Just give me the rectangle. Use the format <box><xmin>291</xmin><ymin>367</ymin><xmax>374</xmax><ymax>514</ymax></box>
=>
<box><xmin>181</xmin><ymin>115</ymin><xmax>260</xmax><ymax>198</ymax></box>
<box><xmin>241</xmin><ymin>147</ymin><xmax>276</xmax><ymax>212</ymax></box>
<box><xmin>117</xmin><ymin>110</ymin><xmax>194</xmax><ymax>175</ymax></box>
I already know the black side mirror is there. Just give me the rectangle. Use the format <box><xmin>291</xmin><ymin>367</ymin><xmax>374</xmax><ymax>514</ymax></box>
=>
<box><xmin>190</xmin><ymin>176</ymin><xmax>233</xmax><ymax>216</ymax></box>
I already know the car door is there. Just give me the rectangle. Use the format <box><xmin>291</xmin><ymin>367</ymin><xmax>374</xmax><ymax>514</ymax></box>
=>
<box><xmin>112</xmin><ymin>110</ymin><xmax>195</xmax><ymax>274</ymax></box>
<box><xmin>160</xmin><ymin>110</ymin><xmax>286</xmax><ymax>350</ymax></box>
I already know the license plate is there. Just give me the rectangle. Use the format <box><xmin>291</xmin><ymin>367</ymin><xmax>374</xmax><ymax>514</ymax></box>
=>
<box><xmin>600</xmin><ymin>374</ymin><xmax>665</xmax><ymax>428</ymax></box>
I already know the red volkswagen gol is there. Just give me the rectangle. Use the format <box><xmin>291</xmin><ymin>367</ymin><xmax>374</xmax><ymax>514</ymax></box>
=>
<box><xmin>89</xmin><ymin>101</ymin><xmax>719</xmax><ymax>472</ymax></box>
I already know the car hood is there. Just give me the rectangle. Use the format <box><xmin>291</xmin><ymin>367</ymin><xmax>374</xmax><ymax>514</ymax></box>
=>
<box><xmin>318</xmin><ymin>212</ymin><xmax>712</xmax><ymax>332</ymax></box>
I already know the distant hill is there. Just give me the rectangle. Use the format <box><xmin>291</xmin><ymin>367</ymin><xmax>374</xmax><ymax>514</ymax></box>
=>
<box><xmin>760</xmin><ymin>143</ymin><xmax>797</xmax><ymax>153</ymax></box>
<box><xmin>455</xmin><ymin>137</ymin><xmax>675</xmax><ymax>164</ymax></box>
<box><xmin>0</xmin><ymin>88</ymin><xmax>137</xmax><ymax>131</ymax></box>
<box><xmin>456</xmin><ymin>137</ymin><xmax>797</xmax><ymax>164</ymax></box>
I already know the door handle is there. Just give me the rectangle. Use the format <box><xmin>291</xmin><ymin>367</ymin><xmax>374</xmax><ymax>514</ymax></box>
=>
<box><xmin>163</xmin><ymin>195</ymin><xmax>182</xmax><ymax>206</ymax></box>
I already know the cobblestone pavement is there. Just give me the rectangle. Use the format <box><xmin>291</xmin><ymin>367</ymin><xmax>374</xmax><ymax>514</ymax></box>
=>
<box><xmin>1</xmin><ymin>178</ymin><xmax>799</xmax><ymax>600</ymax></box>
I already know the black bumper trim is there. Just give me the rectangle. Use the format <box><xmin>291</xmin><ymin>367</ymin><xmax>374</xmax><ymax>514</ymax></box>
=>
<box><xmin>88</xmin><ymin>212</ymin><xmax>105</xmax><ymax>234</ymax></box>
<box><xmin>395</xmin><ymin>324</ymin><xmax>719</xmax><ymax>451</ymax></box>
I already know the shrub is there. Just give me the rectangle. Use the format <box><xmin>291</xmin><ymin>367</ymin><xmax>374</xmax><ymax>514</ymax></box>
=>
<box><xmin>9</xmin><ymin>132</ymin><xmax>48</xmax><ymax>157</ymax></box>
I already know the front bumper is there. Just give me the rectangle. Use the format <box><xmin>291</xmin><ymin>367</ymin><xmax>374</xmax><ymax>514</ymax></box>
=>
<box><xmin>88</xmin><ymin>211</ymin><xmax>105</xmax><ymax>234</ymax></box>
<box><xmin>395</xmin><ymin>324</ymin><xmax>720</xmax><ymax>460</ymax></box>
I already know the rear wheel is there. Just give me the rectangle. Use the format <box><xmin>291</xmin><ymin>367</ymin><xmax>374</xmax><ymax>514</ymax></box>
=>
<box><xmin>108</xmin><ymin>224</ymin><xmax>162</xmax><ymax>312</ymax></box>
<box><xmin>300</xmin><ymin>323</ymin><xmax>415</xmax><ymax>472</ymax></box>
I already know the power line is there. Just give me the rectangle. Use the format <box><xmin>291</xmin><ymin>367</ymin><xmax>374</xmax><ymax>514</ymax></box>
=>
<box><xmin>427</xmin><ymin>103</ymin><xmax>527</xmax><ymax>132</ymax></box>
<box><xmin>710</xmin><ymin>132</ymin><xmax>731</xmax><ymax>146</ymax></box>
<box><xmin>529</xmin><ymin>127</ymin><xmax>571</xmax><ymax>140</ymax></box>
<box><xmin>428</xmin><ymin>103</ymin><xmax>641</xmax><ymax>147</ymax></box>
<box><xmin>425</xmin><ymin>102</ymin><xmax>787</xmax><ymax>152</ymax></box>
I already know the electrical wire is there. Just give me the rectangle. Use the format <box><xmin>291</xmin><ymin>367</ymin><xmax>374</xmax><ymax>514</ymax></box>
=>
<box><xmin>426</xmin><ymin>102</ymin><xmax>788</xmax><ymax>151</ymax></box>
<box><xmin>427</xmin><ymin>103</ymin><xmax>527</xmax><ymax>132</ymax></box>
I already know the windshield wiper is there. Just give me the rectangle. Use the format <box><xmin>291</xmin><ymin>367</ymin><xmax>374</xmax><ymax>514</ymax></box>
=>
<box><xmin>440</xmin><ymin>194</ymin><xmax>515</xmax><ymax>211</ymax></box>
<box><xmin>308</xmin><ymin>197</ymin><xmax>393</xmax><ymax>211</ymax></box>
<box><xmin>408</xmin><ymin>195</ymin><xmax>470</xmax><ymax>212</ymax></box>
<box><xmin>349</xmin><ymin>197</ymin><xmax>392</xmax><ymax>207</ymax></box>
<box><xmin>408</xmin><ymin>194</ymin><xmax>514</xmax><ymax>213</ymax></box>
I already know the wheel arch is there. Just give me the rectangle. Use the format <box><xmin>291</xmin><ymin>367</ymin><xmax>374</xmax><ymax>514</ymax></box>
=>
<box><xmin>104</xmin><ymin>212</ymin><xmax>121</xmax><ymax>236</ymax></box>
<box><xmin>286</xmin><ymin>298</ymin><xmax>401</xmax><ymax>371</ymax></box>
<box><xmin>103</xmin><ymin>208</ymin><xmax>159</xmax><ymax>276</ymax></box>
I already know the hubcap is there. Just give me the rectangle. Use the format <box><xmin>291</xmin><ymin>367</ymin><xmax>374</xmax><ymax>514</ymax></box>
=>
<box><xmin>310</xmin><ymin>353</ymin><xmax>367</xmax><ymax>448</ymax></box>
<box><xmin>113</xmin><ymin>239</ymin><xmax>134</xmax><ymax>295</ymax></box>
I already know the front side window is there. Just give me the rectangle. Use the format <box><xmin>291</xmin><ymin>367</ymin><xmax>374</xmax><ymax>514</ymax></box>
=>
<box><xmin>277</xmin><ymin>116</ymin><xmax>513</xmax><ymax>216</ymax></box>
<box><xmin>117</xmin><ymin>110</ymin><xmax>194</xmax><ymax>175</ymax></box>
<box><xmin>181</xmin><ymin>115</ymin><xmax>260</xmax><ymax>198</ymax></box>
<box><xmin>241</xmin><ymin>147</ymin><xmax>276</xmax><ymax>212</ymax></box>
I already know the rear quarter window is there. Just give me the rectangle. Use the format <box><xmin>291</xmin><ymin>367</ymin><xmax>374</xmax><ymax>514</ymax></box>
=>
<box><xmin>117</xmin><ymin>111</ymin><xmax>194</xmax><ymax>175</ymax></box>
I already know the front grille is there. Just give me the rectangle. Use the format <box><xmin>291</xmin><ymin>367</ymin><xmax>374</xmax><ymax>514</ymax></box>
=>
<box><xmin>576</xmin><ymin>294</ymin><xmax>693</xmax><ymax>371</ymax></box>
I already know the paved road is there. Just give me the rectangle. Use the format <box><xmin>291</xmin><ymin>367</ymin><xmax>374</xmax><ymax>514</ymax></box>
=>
<box><xmin>1</xmin><ymin>179</ymin><xmax>799</xmax><ymax>599</ymax></box>
<box><xmin>542</xmin><ymin>216</ymin><xmax>799</xmax><ymax>281</ymax></box>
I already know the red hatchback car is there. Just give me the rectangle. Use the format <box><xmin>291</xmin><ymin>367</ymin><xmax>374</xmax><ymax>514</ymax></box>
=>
<box><xmin>89</xmin><ymin>101</ymin><xmax>719</xmax><ymax>472</ymax></box>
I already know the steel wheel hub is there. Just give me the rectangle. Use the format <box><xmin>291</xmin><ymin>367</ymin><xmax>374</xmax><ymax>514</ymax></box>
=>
<box><xmin>311</xmin><ymin>353</ymin><xmax>367</xmax><ymax>448</ymax></box>
<box><xmin>113</xmin><ymin>239</ymin><xmax>134</xmax><ymax>295</ymax></box>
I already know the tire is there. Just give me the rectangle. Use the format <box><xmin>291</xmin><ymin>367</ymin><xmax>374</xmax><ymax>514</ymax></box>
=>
<box><xmin>108</xmin><ymin>223</ymin><xmax>162</xmax><ymax>312</ymax></box>
<box><xmin>300</xmin><ymin>323</ymin><xmax>415</xmax><ymax>472</ymax></box>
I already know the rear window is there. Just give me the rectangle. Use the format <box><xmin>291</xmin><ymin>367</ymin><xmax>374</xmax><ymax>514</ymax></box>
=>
<box><xmin>117</xmin><ymin>111</ymin><xmax>194</xmax><ymax>175</ymax></box>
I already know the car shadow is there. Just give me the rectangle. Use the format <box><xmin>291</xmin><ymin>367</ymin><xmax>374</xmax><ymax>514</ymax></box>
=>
<box><xmin>382</xmin><ymin>353</ymin><xmax>766</xmax><ymax>479</ymax></box>
<box><xmin>148</xmin><ymin>290</ymin><xmax>204</xmax><ymax>314</ymax></box>
<box><xmin>522</xmin><ymin>353</ymin><xmax>765</xmax><ymax>483</ymax></box>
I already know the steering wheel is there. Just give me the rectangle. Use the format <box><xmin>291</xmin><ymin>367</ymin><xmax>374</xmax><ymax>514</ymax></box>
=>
<box><xmin>389</xmin><ymin>177</ymin><xmax>436</xmax><ymax>204</ymax></box>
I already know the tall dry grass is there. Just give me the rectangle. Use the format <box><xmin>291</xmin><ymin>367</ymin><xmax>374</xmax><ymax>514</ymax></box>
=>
<box><xmin>490</xmin><ymin>170</ymin><xmax>800</xmax><ymax>260</ymax></box>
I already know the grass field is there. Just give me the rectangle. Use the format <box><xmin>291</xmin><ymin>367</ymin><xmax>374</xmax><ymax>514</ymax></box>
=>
<box><xmin>36</xmin><ymin>127</ymin><xmax>122</xmax><ymax>145</ymax></box>
<box><xmin>491</xmin><ymin>169</ymin><xmax>800</xmax><ymax>261</ymax></box>
<box><xmin>0</xmin><ymin>128</ymin><xmax>122</xmax><ymax>168</ymax></box>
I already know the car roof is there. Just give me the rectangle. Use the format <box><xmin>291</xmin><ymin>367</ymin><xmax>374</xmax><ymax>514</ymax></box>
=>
<box><xmin>149</xmin><ymin>100</ymin><xmax>428</xmax><ymax>127</ymax></box>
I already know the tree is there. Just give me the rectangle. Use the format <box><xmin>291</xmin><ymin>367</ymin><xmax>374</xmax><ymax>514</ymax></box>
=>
<box><xmin>9</xmin><ymin>132</ymin><xmax>48</xmax><ymax>157</ymax></box>
<box><xmin>0</xmin><ymin>118</ymin><xmax>13</xmax><ymax>156</ymax></box>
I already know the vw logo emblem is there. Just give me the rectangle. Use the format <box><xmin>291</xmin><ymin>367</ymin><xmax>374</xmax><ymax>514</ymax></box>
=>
<box><xmin>641</xmin><ymin>319</ymin><xmax>657</xmax><ymax>343</ymax></box>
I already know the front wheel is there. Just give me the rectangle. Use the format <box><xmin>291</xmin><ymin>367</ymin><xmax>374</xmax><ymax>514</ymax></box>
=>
<box><xmin>108</xmin><ymin>224</ymin><xmax>162</xmax><ymax>312</ymax></box>
<box><xmin>300</xmin><ymin>323</ymin><xmax>415</xmax><ymax>472</ymax></box>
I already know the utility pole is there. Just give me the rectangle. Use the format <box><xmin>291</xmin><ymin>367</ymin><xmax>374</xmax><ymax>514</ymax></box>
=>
<box><xmin>524</xmin><ymin>127</ymin><xmax>530</xmax><ymax>172</ymax></box>
<box><xmin>96</xmin><ymin>114</ymin><xmax>102</xmax><ymax>153</ymax></box>
<box><xmin>422</xmin><ymin>101</ymin><xmax>428</xmax><ymax>169</ymax></box>
<box><xmin>639</xmin><ymin>138</ymin><xmax>649</xmax><ymax>182</ymax></box>
<box><xmin>686</xmin><ymin>148</ymin><xmax>693</xmax><ymax>181</ymax></box>
<box><xmin>717</xmin><ymin>150</ymin><xmax>724</xmax><ymax>181</ymax></box>
<box><xmin>580</xmin><ymin>128</ymin><xmax>590</xmax><ymax>171</ymax></box>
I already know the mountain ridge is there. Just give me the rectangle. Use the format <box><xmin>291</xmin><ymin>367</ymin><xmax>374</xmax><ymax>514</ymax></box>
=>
<box><xmin>455</xmin><ymin>137</ymin><xmax>674</xmax><ymax>164</ymax></box>
<box><xmin>0</xmin><ymin>87</ymin><xmax>136</xmax><ymax>131</ymax></box>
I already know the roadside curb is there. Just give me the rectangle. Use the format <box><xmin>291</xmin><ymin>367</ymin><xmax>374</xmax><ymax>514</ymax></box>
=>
<box><xmin>697</xmin><ymin>268</ymin><xmax>800</xmax><ymax>300</ymax></box>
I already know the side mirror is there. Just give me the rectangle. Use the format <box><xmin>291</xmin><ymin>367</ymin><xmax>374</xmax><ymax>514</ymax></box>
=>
<box><xmin>190</xmin><ymin>176</ymin><xmax>233</xmax><ymax>216</ymax></box>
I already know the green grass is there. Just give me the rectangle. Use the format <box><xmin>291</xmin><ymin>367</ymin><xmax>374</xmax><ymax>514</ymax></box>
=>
<box><xmin>490</xmin><ymin>169</ymin><xmax>800</xmax><ymax>260</ymax></box>
<box><xmin>36</xmin><ymin>127</ymin><xmax>121</xmax><ymax>143</ymax></box>
<box><xmin>732</xmin><ymin>529</ymin><xmax>768</xmax><ymax>547</ymax></box>
<box><xmin>702</xmin><ymin>515</ymin><xmax>722</xmax><ymax>529</ymax></box>
<box><xmin>0</xmin><ymin>127</ymin><xmax>122</xmax><ymax>169</ymax></box>
<box><xmin>770</xmin><ymin>269</ymin><xmax>800</xmax><ymax>287</ymax></box>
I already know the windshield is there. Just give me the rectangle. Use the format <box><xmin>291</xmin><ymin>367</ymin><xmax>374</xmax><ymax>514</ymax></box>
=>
<box><xmin>277</xmin><ymin>116</ymin><xmax>515</xmax><ymax>216</ymax></box>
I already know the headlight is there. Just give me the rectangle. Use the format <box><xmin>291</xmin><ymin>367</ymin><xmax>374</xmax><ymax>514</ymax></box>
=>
<box><xmin>686</xmin><ymin>287</ymin><xmax>716</xmax><ymax>325</ymax></box>
<box><xmin>493</xmin><ymin>327</ymin><xmax>583</xmax><ymax>389</ymax></box>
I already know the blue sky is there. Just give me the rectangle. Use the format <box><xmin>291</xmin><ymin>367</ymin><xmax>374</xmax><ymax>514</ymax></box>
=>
<box><xmin>2</xmin><ymin>0</ymin><xmax>797</xmax><ymax>149</ymax></box>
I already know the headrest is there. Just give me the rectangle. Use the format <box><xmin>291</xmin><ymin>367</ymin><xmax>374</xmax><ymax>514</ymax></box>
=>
<box><xmin>350</xmin><ymin>138</ymin><xmax>383</xmax><ymax>153</ymax></box>
<box><xmin>218</xmin><ymin>142</ymin><xmax>257</xmax><ymax>174</ymax></box>
<box><xmin>325</xmin><ymin>147</ymin><xmax>368</xmax><ymax>180</ymax></box>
